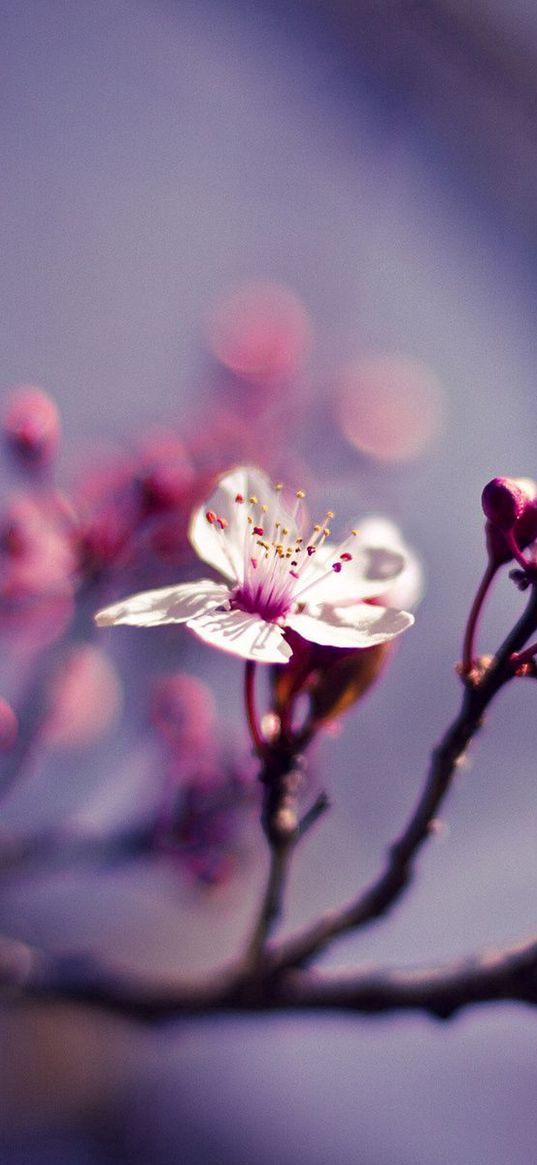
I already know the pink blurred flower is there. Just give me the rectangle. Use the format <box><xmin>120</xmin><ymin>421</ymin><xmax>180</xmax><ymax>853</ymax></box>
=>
<box><xmin>73</xmin><ymin>434</ymin><xmax>208</xmax><ymax>578</ymax></box>
<box><xmin>337</xmin><ymin>355</ymin><xmax>443</xmax><ymax>463</ymax></box>
<box><xmin>0</xmin><ymin>698</ymin><xmax>18</xmax><ymax>751</ymax></box>
<box><xmin>4</xmin><ymin>386</ymin><xmax>60</xmax><ymax>468</ymax></box>
<box><xmin>136</xmin><ymin>428</ymin><xmax>195</xmax><ymax>517</ymax></box>
<box><xmin>208</xmin><ymin>282</ymin><xmax>313</xmax><ymax>388</ymax></box>
<box><xmin>44</xmin><ymin>644</ymin><xmax>123</xmax><ymax>748</ymax></box>
<box><xmin>150</xmin><ymin>673</ymin><xmax>216</xmax><ymax>757</ymax></box>
<box><xmin>0</xmin><ymin>493</ymin><xmax>77</xmax><ymax>644</ymax></box>
<box><xmin>0</xmin><ymin>494</ymin><xmax>76</xmax><ymax>595</ymax></box>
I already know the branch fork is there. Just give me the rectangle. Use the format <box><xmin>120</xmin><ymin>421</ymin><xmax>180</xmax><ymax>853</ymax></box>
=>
<box><xmin>3</xmin><ymin>552</ymin><xmax>537</xmax><ymax>1025</ymax></box>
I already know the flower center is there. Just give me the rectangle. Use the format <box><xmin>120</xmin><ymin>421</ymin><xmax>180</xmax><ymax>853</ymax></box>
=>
<box><xmin>206</xmin><ymin>483</ymin><xmax>356</xmax><ymax>622</ymax></box>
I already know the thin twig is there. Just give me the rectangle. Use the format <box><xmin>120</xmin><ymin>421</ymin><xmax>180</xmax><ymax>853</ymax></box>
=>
<box><xmin>461</xmin><ymin>559</ymin><xmax>497</xmax><ymax>675</ymax></box>
<box><xmin>244</xmin><ymin>661</ymin><xmax>267</xmax><ymax>758</ymax></box>
<box><xmin>243</xmin><ymin>841</ymin><xmax>293</xmax><ymax>970</ymax></box>
<box><xmin>263</xmin><ymin>583</ymin><xmax>537</xmax><ymax>973</ymax></box>
<box><xmin>0</xmin><ymin>821</ymin><xmax>158</xmax><ymax>879</ymax></box>
<box><xmin>297</xmin><ymin>792</ymin><xmax>330</xmax><ymax>839</ymax></box>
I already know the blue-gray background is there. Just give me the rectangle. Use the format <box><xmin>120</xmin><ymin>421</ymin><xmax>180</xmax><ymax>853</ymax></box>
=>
<box><xmin>2</xmin><ymin>1</ymin><xmax>537</xmax><ymax>1161</ymax></box>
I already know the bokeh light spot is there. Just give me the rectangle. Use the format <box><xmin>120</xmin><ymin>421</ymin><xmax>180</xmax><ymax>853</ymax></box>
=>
<box><xmin>207</xmin><ymin>281</ymin><xmax>313</xmax><ymax>385</ymax></box>
<box><xmin>337</xmin><ymin>354</ymin><xmax>444</xmax><ymax>462</ymax></box>
<box><xmin>45</xmin><ymin>644</ymin><xmax>123</xmax><ymax>749</ymax></box>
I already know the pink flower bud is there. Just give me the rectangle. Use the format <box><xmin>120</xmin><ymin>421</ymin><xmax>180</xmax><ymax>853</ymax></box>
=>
<box><xmin>139</xmin><ymin>463</ymin><xmax>192</xmax><ymax>514</ymax></box>
<box><xmin>136</xmin><ymin>430</ymin><xmax>195</xmax><ymax>516</ymax></box>
<box><xmin>481</xmin><ymin>478</ymin><xmax>528</xmax><ymax>529</ymax></box>
<box><xmin>4</xmin><ymin>386</ymin><xmax>60</xmax><ymax>468</ymax></box>
<box><xmin>0</xmin><ymin>698</ymin><xmax>18</xmax><ymax>751</ymax></box>
<box><xmin>272</xmin><ymin>627</ymin><xmax>393</xmax><ymax>732</ymax></box>
<box><xmin>482</xmin><ymin>477</ymin><xmax>537</xmax><ymax>565</ymax></box>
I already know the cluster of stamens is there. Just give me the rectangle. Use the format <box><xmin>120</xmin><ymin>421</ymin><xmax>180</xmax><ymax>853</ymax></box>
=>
<box><xmin>205</xmin><ymin>484</ymin><xmax>356</xmax><ymax>622</ymax></box>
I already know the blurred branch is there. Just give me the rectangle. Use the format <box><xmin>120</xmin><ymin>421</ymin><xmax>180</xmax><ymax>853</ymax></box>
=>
<box><xmin>0</xmin><ymin>821</ymin><xmax>157</xmax><ymax>880</ymax></box>
<box><xmin>3</xmin><ymin>931</ymin><xmax>537</xmax><ymax>1022</ymax></box>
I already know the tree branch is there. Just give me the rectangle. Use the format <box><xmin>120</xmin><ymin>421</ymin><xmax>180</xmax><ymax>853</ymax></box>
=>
<box><xmin>264</xmin><ymin>584</ymin><xmax>537</xmax><ymax>972</ymax></box>
<box><xmin>3</xmin><ymin>932</ymin><xmax>537</xmax><ymax>1023</ymax></box>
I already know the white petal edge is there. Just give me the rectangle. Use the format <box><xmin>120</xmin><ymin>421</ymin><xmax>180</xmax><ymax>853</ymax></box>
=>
<box><xmin>186</xmin><ymin>606</ymin><xmax>292</xmax><ymax>663</ymax></box>
<box><xmin>95</xmin><ymin>580</ymin><xmax>230</xmax><ymax>628</ymax></box>
<box><xmin>301</xmin><ymin>546</ymin><xmax>407</xmax><ymax>606</ymax></box>
<box><xmin>286</xmin><ymin>603</ymin><xmax>414</xmax><ymax>648</ymax></box>
<box><xmin>357</xmin><ymin>516</ymin><xmax>423</xmax><ymax>610</ymax></box>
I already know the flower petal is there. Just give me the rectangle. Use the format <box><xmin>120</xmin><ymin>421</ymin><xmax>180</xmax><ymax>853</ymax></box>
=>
<box><xmin>188</xmin><ymin>467</ymin><xmax>264</xmax><ymax>582</ymax></box>
<box><xmin>357</xmin><ymin>516</ymin><xmax>423</xmax><ymax>610</ymax></box>
<box><xmin>95</xmin><ymin>581</ymin><xmax>230</xmax><ymax>627</ymax></box>
<box><xmin>286</xmin><ymin>603</ymin><xmax>414</xmax><ymax>648</ymax></box>
<box><xmin>188</xmin><ymin>466</ymin><xmax>299</xmax><ymax>583</ymax></box>
<box><xmin>299</xmin><ymin>545</ymin><xmax>407</xmax><ymax>606</ymax></box>
<box><xmin>187</xmin><ymin>606</ymin><xmax>292</xmax><ymax>663</ymax></box>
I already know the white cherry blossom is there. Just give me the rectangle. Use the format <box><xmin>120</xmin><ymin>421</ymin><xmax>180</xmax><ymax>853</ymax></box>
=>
<box><xmin>95</xmin><ymin>467</ymin><xmax>416</xmax><ymax>664</ymax></box>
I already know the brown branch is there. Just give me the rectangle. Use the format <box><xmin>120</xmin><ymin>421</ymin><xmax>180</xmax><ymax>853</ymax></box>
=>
<box><xmin>243</xmin><ymin>840</ymin><xmax>294</xmax><ymax>969</ymax></box>
<box><xmin>243</xmin><ymin>747</ymin><xmax>304</xmax><ymax>968</ymax></box>
<box><xmin>263</xmin><ymin>583</ymin><xmax>537</xmax><ymax>973</ymax></box>
<box><xmin>3</xmin><ymin>932</ymin><xmax>537</xmax><ymax>1023</ymax></box>
<box><xmin>4</xmin><ymin>584</ymin><xmax>537</xmax><ymax>1030</ymax></box>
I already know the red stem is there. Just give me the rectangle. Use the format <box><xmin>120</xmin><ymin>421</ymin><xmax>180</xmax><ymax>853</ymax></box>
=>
<box><xmin>461</xmin><ymin>560</ymin><xmax>497</xmax><ymax>675</ymax></box>
<box><xmin>505</xmin><ymin>530</ymin><xmax>535</xmax><ymax>573</ymax></box>
<box><xmin>244</xmin><ymin>661</ymin><xmax>267</xmax><ymax>757</ymax></box>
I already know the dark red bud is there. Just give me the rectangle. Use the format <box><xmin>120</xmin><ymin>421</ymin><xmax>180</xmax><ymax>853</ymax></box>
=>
<box><xmin>483</xmin><ymin>478</ymin><xmax>537</xmax><ymax>567</ymax></box>
<box><xmin>481</xmin><ymin>478</ymin><xmax>527</xmax><ymax>529</ymax></box>
<box><xmin>514</xmin><ymin>499</ymin><xmax>537</xmax><ymax>551</ymax></box>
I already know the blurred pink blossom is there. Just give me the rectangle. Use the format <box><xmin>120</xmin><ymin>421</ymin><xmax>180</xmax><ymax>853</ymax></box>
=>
<box><xmin>0</xmin><ymin>493</ymin><xmax>77</xmax><ymax>598</ymax></box>
<box><xmin>0</xmin><ymin>493</ymin><xmax>77</xmax><ymax>645</ymax></box>
<box><xmin>150</xmin><ymin>673</ymin><xmax>217</xmax><ymax>758</ymax></box>
<box><xmin>43</xmin><ymin>644</ymin><xmax>123</xmax><ymax>749</ymax></box>
<box><xmin>337</xmin><ymin>354</ymin><xmax>444</xmax><ymax>462</ymax></box>
<box><xmin>207</xmin><ymin>281</ymin><xmax>313</xmax><ymax>389</ymax></box>
<box><xmin>3</xmin><ymin>385</ymin><xmax>61</xmax><ymax>469</ymax></box>
<box><xmin>0</xmin><ymin>698</ymin><xmax>18</xmax><ymax>751</ymax></box>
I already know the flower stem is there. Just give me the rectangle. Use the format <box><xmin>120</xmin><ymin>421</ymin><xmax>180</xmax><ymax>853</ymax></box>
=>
<box><xmin>243</xmin><ymin>839</ymin><xmax>293</xmax><ymax>970</ymax></box>
<box><xmin>245</xmin><ymin>744</ymin><xmax>302</xmax><ymax>967</ymax></box>
<box><xmin>505</xmin><ymin>530</ymin><xmax>535</xmax><ymax>573</ymax></box>
<box><xmin>461</xmin><ymin>559</ymin><xmax>497</xmax><ymax>675</ymax></box>
<box><xmin>244</xmin><ymin>661</ymin><xmax>266</xmax><ymax>757</ymax></box>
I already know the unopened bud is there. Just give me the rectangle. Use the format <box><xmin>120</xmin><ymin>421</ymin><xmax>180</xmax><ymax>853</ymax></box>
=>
<box><xmin>272</xmin><ymin>628</ymin><xmax>393</xmax><ymax>733</ymax></box>
<box><xmin>482</xmin><ymin>477</ymin><xmax>537</xmax><ymax>567</ymax></box>
<box><xmin>4</xmin><ymin>386</ymin><xmax>60</xmax><ymax>468</ymax></box>
<box><xmin>481</xmin><ymin>478</ymin><xmax>527</xmax><ymax>529</ymax></box>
